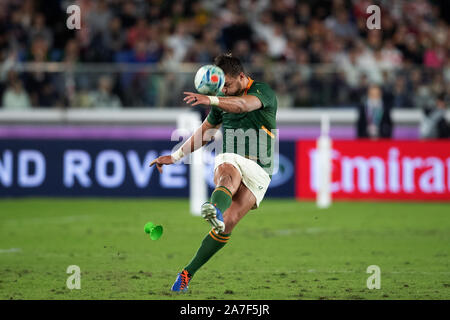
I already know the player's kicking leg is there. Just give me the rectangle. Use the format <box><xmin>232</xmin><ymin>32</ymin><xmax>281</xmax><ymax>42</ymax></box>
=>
<box><xmin>200</xmin><ymin>162</ymin><xmax>241</xmax><ymax>233</ymax></box>
<box><xmin>171</xmin><ymin>163</ymin><xmax>255</xmax><ymax>292</ymax></box>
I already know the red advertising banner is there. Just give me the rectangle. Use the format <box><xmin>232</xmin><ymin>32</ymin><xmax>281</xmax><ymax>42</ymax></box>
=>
<box><xmin>296</xmin><ymin>140</ymin><xmax>450</xmax><ymax>201</ymax></box>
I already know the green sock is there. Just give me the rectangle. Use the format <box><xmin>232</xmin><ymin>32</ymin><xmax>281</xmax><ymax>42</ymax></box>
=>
<box><xmin>184</xmin><ymin>229</ymin><xmax>231</xmax><ymax>276</ymax></box>
<box><xmin>210</xmin><ymin>186</ymin><xmax>233</xmax><ymax>213</ymax></box>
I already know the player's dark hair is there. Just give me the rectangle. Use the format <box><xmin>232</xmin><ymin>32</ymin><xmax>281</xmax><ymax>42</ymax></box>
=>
<box><xmin>214</xmin><ymin>53</ymin><xmax>245</xmax><ymax>77</ymax></box>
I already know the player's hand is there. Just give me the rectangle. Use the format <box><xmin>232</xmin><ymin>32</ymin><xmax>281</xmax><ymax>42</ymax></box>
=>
<box><xmin>149</xmin><ymin>155</ymin><xmax>174</xmax><ymax>174</ymax></box>
<box><xmin>183</xmin><ymin>92</ymin><xmax>209</xmax><ymax>106</ymax></box>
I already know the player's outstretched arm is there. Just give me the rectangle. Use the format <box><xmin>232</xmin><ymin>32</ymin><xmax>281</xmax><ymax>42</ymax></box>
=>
<box><xmin>149</xmin><ymin>118</ymin><xmax>220</xmax><ymax>173</ymax></box>
<box><xmin>183</xmin><ymin>92</ymin><xmax>262</xmax><ymax>113</ymax></box>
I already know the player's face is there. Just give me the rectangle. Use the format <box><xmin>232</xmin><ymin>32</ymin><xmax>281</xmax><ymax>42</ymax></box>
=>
<box><xmin>221</xmin><ymin>73</ymin><xmax>245</xmax><ymax>96</ymax></box>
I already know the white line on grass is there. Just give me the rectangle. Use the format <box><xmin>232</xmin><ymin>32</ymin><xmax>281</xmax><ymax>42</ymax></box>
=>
<box><xmin>207</xmin><ymin>270</ymin><xmax>450</xmax><ymax>275</ymax></box>
<box><xmin>0</xmin><ymin>248</ymin><xmax>22</xmax><ymax>253</ymax></box>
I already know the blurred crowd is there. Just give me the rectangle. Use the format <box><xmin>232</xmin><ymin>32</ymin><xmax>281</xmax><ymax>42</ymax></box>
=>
<box><xmin>0</xmin><ymin>0</ymin><xmax>449</xmax><ymax>111</ymax></box>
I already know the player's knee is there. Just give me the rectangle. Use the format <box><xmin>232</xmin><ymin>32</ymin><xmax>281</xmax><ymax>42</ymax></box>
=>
<box><xmin>215</xmin><ymin>163</ymin><xmax>239</xmax><ymax>193</ymax></box>
<box><xmin>216</xmin><ymin>163</ymin><xmax>238</xmax><ymax>178</ymax></box>
<box><xmin>217</xmin><ymin>173</ymin><xmax>232</xmax><ymax>186</ymax></box>
<box><xmin>218</xmin><ymin>163</ymin><xmax>234</xmax><ymax>171</ymax></box>
<box><xmin>216</xmin><ymin>165</ymin><xmax>230</xmax><ymax>178</ymax></box>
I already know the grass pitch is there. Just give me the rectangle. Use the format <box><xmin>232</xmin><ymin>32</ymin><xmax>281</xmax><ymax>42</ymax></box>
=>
<box><xmin>0</xmin><ymin>198</ymin><xmax>449</xmax><ymax>300</ymax></box>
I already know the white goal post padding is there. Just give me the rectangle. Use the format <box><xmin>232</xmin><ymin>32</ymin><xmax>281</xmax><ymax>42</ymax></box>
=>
<box><xmin>316</xmin><ymin>114</ymin><xmax>332</xmax><ymax>209</ymax></box>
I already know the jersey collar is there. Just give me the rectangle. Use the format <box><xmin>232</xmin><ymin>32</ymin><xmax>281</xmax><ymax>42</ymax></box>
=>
<box><xmin>244</xmin><ymin>76</ymin><xmax>254</xmax><ymax>95</ymax></box>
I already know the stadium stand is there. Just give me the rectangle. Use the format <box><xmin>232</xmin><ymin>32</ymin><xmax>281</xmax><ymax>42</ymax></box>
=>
<box><xmin>0</xmin><ymin>0</ymin><xmax>448</xmax><ymax>110</ymax></box>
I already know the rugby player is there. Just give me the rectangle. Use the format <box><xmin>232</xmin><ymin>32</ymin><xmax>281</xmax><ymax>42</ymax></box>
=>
<box><xmin>150</xmin><ymin>53</ymin><xmax>277</xmax><ymax>292</ymax></box>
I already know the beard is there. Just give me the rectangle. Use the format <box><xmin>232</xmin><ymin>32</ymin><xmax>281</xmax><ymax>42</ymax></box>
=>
<box><xmin>230</xmin><ymin>82</ymin><xmax>245</xmax><ymax>96</ymax></box>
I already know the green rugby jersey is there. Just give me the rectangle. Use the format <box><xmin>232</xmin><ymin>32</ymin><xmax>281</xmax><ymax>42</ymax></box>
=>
<box><xmin>206</xmin><ymin>77</ymin><xmax>278</xmax><ymax>176</ymax></box>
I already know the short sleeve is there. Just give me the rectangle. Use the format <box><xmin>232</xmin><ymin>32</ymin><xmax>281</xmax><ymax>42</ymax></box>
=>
<box><xmin>247</xmin><ymin>83</ymin><xmax>277</xmax><ymax>110</ymax></box>
<box><xmin>206</xmin><ymin>106</ymin><xmax>223</xmax><ymax>126</ymax></box>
